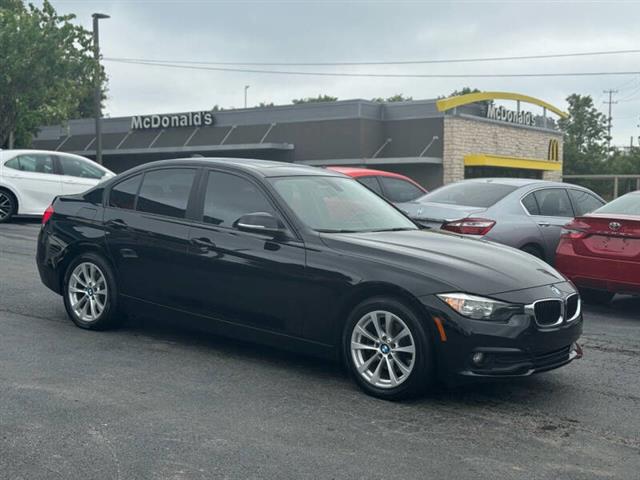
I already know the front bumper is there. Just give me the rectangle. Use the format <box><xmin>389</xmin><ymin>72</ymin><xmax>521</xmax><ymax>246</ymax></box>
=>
<box><xmin>419</xmin><ymin>282</ymin><xmax>583</xmax><ymax>385</ymax></box>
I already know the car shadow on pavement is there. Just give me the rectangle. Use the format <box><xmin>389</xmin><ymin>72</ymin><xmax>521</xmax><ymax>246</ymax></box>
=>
<box><xmin>119</xmin><ymin>312</ymin><xmax>564</xmax><ymax>407</ymax></box>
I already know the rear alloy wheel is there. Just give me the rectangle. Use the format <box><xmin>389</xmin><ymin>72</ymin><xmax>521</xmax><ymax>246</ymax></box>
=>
<box><xmin>63</xmin><ymin>253</ymin><xmax>122</xmax><ymax>330</ymax></box>
<box><xmin>580</xmin><ymin>288</ymin><xmax>615</xmax><ymax>305</ymax></box>
<box><xmin>0</xmin><ymin>191</ymin><xmax>17</xmax><ymax>223</ymax></box>
<box><xmin>344</xmin><ymin>297</ymin><xmax>433</xmax><ymax>400</ymax></box>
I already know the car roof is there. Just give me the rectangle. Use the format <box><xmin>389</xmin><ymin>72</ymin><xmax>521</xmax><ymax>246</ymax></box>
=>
<box><xmin>460</xmin><ymin>177</ymin><xmax>586</xmax><ymax>189</ymax></box>
<box><xmin>327</xmin><ymin>166</ymin><xmax>407</xmax><ymax>179</ymax></box>
<box><xmin>122</xmin><ymin>157</ymin><xmax>344</xmax><ymax>178</ymax></box>
<box><xmin>1</xmin><ymin>149</ymin><xmax>84</xmax><ymax>157</ymax></box>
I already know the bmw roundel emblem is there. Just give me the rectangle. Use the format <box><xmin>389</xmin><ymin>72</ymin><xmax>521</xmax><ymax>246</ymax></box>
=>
<box><xmin>551</xmin><ymin>286</ymin><xmax>561</xmax><ymax>296</ymax></box>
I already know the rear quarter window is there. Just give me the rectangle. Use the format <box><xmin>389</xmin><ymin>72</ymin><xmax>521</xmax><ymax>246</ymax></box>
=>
<box><xmin>4</xmin><ymin>158</ymin><xmax>20</xmax><ymax>170</ymax></box>
<box><xmin>109</xmin><ymin>174</ymin><xmax>142</xmax><ymax>210</ymax></box>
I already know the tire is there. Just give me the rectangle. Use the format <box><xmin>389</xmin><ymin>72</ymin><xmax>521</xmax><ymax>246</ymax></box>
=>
<box><xmin>521</xmin><ymin>244</ymin><xmax>544</xmax><ymax>260</ymax></box>
<box><xmin>342</xmin><ymin>296</ymin><xmax>434</xmax><ymax>400</ymax></box>
<box><xmin>62</xmin><ymin>252</ymin><xmax>123</xmax><ymax>330</ymax></box>
<box><xmin>580</xmin><ymin>288</ymin><xmax>615</xmax><ymax>305</ymax></box>
<box><xmin>0</xmin><ymin>189</ymin><xmax>17</xmax><ymax>224</ymax></box>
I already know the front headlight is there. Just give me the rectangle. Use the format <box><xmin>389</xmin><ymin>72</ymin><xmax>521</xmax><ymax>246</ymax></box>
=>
<box><xmin>437</xmin><ymin>293</ymin><xmax>522</xmax><ymax>321</ymax></box>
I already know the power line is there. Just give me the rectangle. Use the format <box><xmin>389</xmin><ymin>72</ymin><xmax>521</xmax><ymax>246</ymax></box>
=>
<box><xmin>104</xmin><ymin>48</ymin><xmax>640</xmax><ymax>67</ymax></box>
<box><xmin>104</xmin><ymin>58</ymin><xmax>640</xmax><ymax>78</ymax></box>
<box><xmin>618</xmin><ymin>85</ymin><xmax>640</xmax><ymax>101</ymax></box>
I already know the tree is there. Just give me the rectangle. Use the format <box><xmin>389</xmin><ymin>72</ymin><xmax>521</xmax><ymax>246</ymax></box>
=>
<box><xmin>447</xmin><ymin>87</ymin><xmax>481</xmax><ymax>97</ymax></box>
<box><xmin>257</xmin><ymin>102</ymin><xmax>275</xmax><ymax>108</ymax></box>
<box><xmin>291</xmin><ymin>94</ymin><xmax>338</xmax><ymax>104</ymax></box>
<box><xmin>372</xmin><ymin>94</ymin><xmax>413</xmax><ymax>103</ymax></box>
<box><xmin>558</xmin><ymin>94</ymin><xmax>610</xmax><ymax>175</ymax></box>
<box><xmin>0</xmin><ymin>0</ymin><xmax>106</xmax><ymax>147</ymax></box>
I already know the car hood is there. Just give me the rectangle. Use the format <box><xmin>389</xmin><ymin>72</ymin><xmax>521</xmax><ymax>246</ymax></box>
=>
<box><xmin>396</xmin><ymin>201</ymin><xmax>486</xmax><ymax>222</ymax></box>
<box><xmin>320</xmin><ymin>229</ymin><xmax>564</xmax><ymax>296</ymax></box>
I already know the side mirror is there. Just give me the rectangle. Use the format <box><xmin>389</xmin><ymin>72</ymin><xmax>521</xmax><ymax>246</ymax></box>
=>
<box><xmin>235</xmin><ymin>212</ymin><xmax>287</xmax><ymax>237</ymax></box>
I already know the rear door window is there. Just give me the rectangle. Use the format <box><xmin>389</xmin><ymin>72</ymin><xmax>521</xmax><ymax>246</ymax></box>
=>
<box><xmin>533</xmin><ymin>189</ymin><xmax>575</xmax><ymax>217</ymax></box>
<box><xmin>569</xmin><ymin>189</ymin><xmax>605</xmax><ymax>216</ymax></box>
<box><xmin>136</xmin><ymin>169</ymin><xmax>196</xmax><ymax>219</ymax></box>
<box><xmin>357</xmin><ymin>176</ymin><xmax>383</xmax><ymax>196</ymax></box>
<box><xmin>58</xmin><ymin>155</ymin><xmax>105</xmax><ymax>179</ymax></box>
<box><xmin>11</xmin><ymin>154</ymin><xmax>55</xmax><ymax>174</ymax></box>
<box><xmin>109</xmin><ymin>174</ymin><xmax>142</xmax><ymax>210</ymax></box>
<box><xmin>379</xmin><ymin>177</ymin><xmax>424</xmax><ymax>202</ymax></box>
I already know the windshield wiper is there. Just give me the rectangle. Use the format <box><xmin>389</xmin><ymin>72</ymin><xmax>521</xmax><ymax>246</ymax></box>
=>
<box><xmin>316</xmin><ymin>229</ymin><xmax>360</xmax><ymax>233</ymax></box>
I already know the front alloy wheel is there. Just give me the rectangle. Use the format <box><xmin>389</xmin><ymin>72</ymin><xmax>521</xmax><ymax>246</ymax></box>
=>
<box><xmin>350</xmin><ymin>310</ymin><xmax>416</xmax><ymax>389</ymax></box>
<box><xmin>344</xmin><ymin>297</ymin><xmax>433</xmax><ymax>400</ymax></box>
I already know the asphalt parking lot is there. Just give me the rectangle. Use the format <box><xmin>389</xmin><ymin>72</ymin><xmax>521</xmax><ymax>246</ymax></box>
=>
<box><xmin>1</xmin><ymin>219</ymin><xmax>639</xmax><ymax>480</ymax></box>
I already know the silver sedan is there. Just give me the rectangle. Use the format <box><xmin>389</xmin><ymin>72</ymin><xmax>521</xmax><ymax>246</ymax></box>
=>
<box><xmin>397</xmin><ymin>178</ymin><xmax>605</xmax><ymax>263</ymax></box>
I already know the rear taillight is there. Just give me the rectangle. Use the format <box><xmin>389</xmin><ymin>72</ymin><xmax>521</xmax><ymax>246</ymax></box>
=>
<box><xmin>560</xmin><ymin>220</ymin><xmax>589</xmax><ymax>239</ymax></box>
<box><xmin>42</xmin><ymin>204</ymin><xmax>54</xmax><ymax>225</ymax></box>
<box><xmin>442</xmin><ymin>218</ymin><xmax>496</xmax><ymax>236</ymax></box>
<box><xmin>560</xmin><ymin>227</ymin><xmax>587</xmax><ymax>239</ymax></box>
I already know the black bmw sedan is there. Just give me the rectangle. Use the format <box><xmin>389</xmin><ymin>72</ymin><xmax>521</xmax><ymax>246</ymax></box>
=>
<box><xmin>37</xmin><ymin>158</ymin><xmax>582</xmax><ymax>400</ymax></box>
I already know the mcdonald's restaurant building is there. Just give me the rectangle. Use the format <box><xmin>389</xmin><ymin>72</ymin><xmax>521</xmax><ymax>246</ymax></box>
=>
<box><xmin>32</xmin><ymin>91</ymin><xmax>565</xmax><ymax>190</ymax></box>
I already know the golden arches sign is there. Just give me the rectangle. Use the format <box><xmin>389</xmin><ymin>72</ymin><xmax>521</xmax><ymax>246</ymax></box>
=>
<box><xmin>548</xmin><ymin>139</ymin><xmax>560</xmax><ymax>161</ymax></box>
<box><xmin>435</xmin><ymin>91</ymin><xmax>569</xmax><ymax>119</ymax></box>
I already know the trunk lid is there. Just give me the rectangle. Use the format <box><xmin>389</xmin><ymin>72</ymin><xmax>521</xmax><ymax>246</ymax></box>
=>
<box><xmin>570</xmin><ymin>214</ymin><xmax>640</xmax><ymax>260</ymax></box>
<box><xmin>396</xmin><ymin>201</ymin><xmax>486</xmax><ymax>229</ymax></box>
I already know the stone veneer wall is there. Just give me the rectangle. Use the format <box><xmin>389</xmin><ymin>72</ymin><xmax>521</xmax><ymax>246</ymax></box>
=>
<box><xmin>442</xmin><ymin>115</ymin><xmax>563</xmax><ymax>185</ymax></box>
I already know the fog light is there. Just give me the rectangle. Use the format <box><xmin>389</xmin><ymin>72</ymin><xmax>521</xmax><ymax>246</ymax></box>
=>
<box><xmin>472</xmin><ymin>352</ymin><xmax>485</xmax><ymax>365</ymax></box>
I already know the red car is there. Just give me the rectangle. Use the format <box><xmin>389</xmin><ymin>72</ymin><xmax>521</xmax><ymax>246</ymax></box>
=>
<box><xmin>327</xmin><ymin>167</ymin><xmax>426</xmax><ymax>204</ymax></box>
<box><xmin>555</xmin><ymin>191</ymin><xmax>640</xmax><ymax>304</ymax></box>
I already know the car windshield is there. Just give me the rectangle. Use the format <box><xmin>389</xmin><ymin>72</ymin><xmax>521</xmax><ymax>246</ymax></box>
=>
<box><xmin>270</xmin><ymin>176</ymin><xmax>417</xmax><ymax>233</ymax></box>
<box><xmin>593</xmin><ymin>192</ymin><xmax>640</xmax><ymax>216</ymax></box>
<box><xmin>418</xmin><ymin>182</ymin><xmax>518</xmax><ymax>208</ymax></box>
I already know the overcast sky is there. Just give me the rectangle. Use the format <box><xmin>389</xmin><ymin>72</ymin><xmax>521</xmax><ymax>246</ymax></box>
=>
<box><xmin>48</xmin><ymin>0</ymin><xmax>640</xmax><ymax>146</ymax></box>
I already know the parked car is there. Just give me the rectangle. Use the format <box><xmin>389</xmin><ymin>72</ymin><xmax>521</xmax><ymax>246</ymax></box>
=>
<box><xmin>556</xmin><ymin>190</ymin><xmax>640</xmax><ymax>304</ymax></box>
<box><xmin>327</xmin><ymin>166</ymin><xmax>426</xmax><ymax>203</ymax></box>
<box><xmin>397</xmin><ymin>178</ymin><xmax>605</xmax><ymax>263</ymax></box>
<box><xmin>0</xmin><ymin>149</ymin><xmax>114</xmax><ymax>223</ymax></box>
<box><xmin>37</xmin><ymin>158</ymin><xmax>582</xmax><ymax>400</ymax></box>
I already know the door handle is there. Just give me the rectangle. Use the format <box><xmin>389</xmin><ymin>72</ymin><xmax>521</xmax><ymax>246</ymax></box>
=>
<box><xmin>191</xmin><ymin>237</ymin><xmax>216</xmax><ymax>250</ymax></box>
<box><xmin>106</xmin><ymin>218</ymin><xmax>128</xmax><ymax>229</ymax></box>
<box><xmin>537</xmin><ymin>222</ymin><xmax>551</xmax><ymax>227</ymax></box>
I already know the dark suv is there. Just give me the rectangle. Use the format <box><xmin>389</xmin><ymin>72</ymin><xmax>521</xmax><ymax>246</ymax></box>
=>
<box><xmin>37</xmin><ymin>158</ymin><xmax>583</xmax><ymax>400</ymax></box>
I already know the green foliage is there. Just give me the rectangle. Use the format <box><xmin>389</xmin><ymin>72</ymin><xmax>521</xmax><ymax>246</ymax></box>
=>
<box><xmin>371</xmin><ymin>94</ymin><xmax>413</xmax><ymax>103</ymax></box>
<box><xmin>558</xmin><ymin>94</ymin><xmax>610</xmax><ymax>175</ymax></box>
<box><xmin>292</xmin><ymin>95</ymin><xmax>338</xmax><ymax>104</ymax></box>
<box><xmin>447</xmin><ymin>87</ymin><xmax>481</xmax><ymax>97</ymax></box>
<box><xmin>0</xmin><ymin>0</ymin><xmax>106</xmax><ymax>147</ymax></box>
<box><xmin>257</xmin><ymin>102</ymin><xmax>275</xmax><ymax>108</ymax></box>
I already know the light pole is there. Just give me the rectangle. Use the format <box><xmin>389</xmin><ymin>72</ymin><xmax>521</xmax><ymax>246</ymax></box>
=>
<box><xmin>92</xmin><ymin>13</ymin><xmax>110</xmax><ymax>165</ymax></box>
<box><xmin>244</xmin><ymin>85</ymin><xmax>250</xmax><ymax>108</ymax></box>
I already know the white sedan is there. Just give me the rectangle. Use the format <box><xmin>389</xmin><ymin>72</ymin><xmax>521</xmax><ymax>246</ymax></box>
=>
<box><xmin>0</xmin><ymin>149</ymin><xmax>115</xmax><ymax>223</ymax></box>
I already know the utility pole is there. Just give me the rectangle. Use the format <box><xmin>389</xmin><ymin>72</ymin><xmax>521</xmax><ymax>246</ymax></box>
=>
<box><xmin>244</xmin><ymin>85</ymin><xmax>250</xmax><ymax>109</ymax></box>
<box><xmin>603</xmin><ymin>89</ymin><xmax>618</xmax><ymax>151</ymax></box>
<box><xmin>92</xmin><ymin>13</ymin><xmax>110</xmax><ymax>165</ymax></box>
